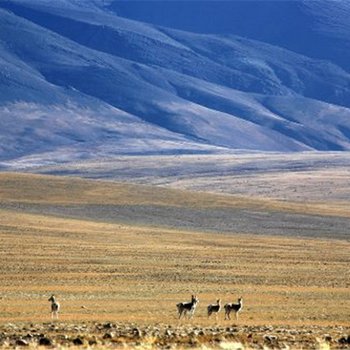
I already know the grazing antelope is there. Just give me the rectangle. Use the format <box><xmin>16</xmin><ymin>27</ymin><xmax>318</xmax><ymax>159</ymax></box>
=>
<box><xmin>48</xmin><ymin>295</ymin><xmax>60</xmax><ymax>320</ymax></box>
<box><xmin>224</xmin><ymin>297</ymin><xmax>243</xmax><ymax>321</ymax></box>
<box><xmin>176</xmin><ymin>294</ymin><xmax>199</xmax><ymax>319</ymax></box>
<box><xmin>207</xmin><ymin>299</ymin><xmax>221</xmax><ymax>319</ymax></box>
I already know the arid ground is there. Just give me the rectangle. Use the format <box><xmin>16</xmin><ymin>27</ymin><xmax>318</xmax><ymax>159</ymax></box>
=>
<box><xmin>0</xmin><ymin>172</ymin><xmax>348</xmax><ymax>348</ymax></box>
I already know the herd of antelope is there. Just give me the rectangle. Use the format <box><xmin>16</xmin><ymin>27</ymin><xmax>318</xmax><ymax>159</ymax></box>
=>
<box><xmin>177</xmin><ymin>295</ymin><xmax>243</xmax><ymax>321</ymax></box>
<box><xmin>49</xmin><ymin>294</ymin><xmax>243</xmax><ymax>321</ymax></box>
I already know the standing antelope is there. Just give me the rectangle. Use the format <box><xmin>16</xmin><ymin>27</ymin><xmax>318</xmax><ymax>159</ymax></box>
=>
<box><xmin>224</xmin><ymin>297</ymin><xmax>243</xmax><ymax>321</ymax></box>
<box><xmin>176</xmin><ymin>294</ymin><xmax>199</xmax><ymax>319</ymax></box>
<box><xmin>207</xmin><ymin>299</ymin><xmax>221</xmax><ymax>319</ymax></box>
<box><xmin>48</xmin><ymin>295</ymin><xmax>60</xmax><ymax>320</ymax></box>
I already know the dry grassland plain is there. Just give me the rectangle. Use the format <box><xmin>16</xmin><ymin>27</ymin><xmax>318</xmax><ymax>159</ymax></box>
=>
<box><xmin>0</xmin><ymin>173</ymin><xmax>349</xmax><ymax>348</ymax></box>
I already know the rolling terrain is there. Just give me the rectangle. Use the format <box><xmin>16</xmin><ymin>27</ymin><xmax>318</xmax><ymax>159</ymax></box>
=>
<box><xmin>0</xmin><ymin>171</ymin><xmax>349</xmax><ymax>239</ymax></box>
<box><xmin>16</xmin><ymin>151</ymin><xmax>350</xmax><ymax>202</ymax></box>
<box><xmin>0</xmin><ymin>173</ymin><xmax>349</xmax><ymax>348</ymax></box>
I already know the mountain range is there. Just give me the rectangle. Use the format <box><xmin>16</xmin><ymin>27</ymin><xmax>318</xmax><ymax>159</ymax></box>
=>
<box><xmin>1</xmin><ymin>0</ymin><xmax>350</xmax><ymax>167</ymax></box>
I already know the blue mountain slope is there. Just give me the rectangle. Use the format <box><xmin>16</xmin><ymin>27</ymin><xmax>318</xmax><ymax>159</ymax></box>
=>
<box><xmin>0</xmin><ymin>0</ymin><xmax>350</xmax><ymax>165</ymax></box>
<box><xmin>111</xmin><ymin>0</ymin><xmax>350</xmax><ymax>72</ymax></box>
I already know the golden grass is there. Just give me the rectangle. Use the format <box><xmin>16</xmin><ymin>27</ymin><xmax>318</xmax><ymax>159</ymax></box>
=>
<box><xmin>0</xmin><ymin>173</ymin><xmax>348</xmax><ymax>327</ymax></box>
<box><xmin>0</xmin><ymin>214</ymin><xmax>348</xmax><ymax>325</ymax></box>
